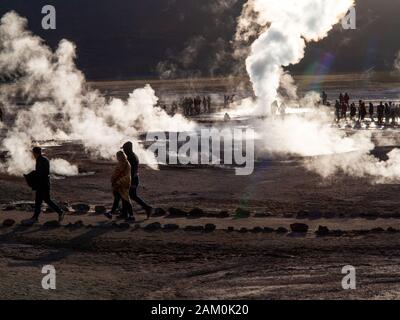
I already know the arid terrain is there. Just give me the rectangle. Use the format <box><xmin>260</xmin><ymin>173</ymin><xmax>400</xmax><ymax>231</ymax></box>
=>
<box><xmin>2</xmin><ymin>75</ymin><xmax>400</xmax><ymax>300</ymax></box>
<box><xmin>1</xmin><ymin>142</ymin><xmax>400</xmax><ymax>299</ymax></box>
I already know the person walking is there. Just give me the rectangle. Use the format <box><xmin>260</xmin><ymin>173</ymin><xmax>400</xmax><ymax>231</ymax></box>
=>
<box><xmin>22</xmin><ymin>147</ymin><xmax>64</xmax><ymax>225</ymax></box>
<box><xmin>122</xmin><ymin>142</ymin><xmax>153</xmax><ymax>218</ymax></box>
<box><xmin>105</xmin><ymin>151</ymin><xmax>134</xmax><ymax>221</ymax></box>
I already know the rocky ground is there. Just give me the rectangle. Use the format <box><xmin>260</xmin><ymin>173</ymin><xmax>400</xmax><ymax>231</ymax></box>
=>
<box><xmin>1</xmin><ymin>142</ymin><xmax>400</xmax><ymax>299</ymax></box>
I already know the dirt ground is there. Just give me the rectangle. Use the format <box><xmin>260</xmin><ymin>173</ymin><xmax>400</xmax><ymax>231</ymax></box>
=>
<box><xmin>2</xmin><ymin>143</ymin><xmax>400</xmax><ymax>300</ymax></box>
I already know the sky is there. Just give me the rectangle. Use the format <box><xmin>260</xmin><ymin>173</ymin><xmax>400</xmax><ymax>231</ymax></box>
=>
<box><xmin>1</xmin><ymin>0</ymin><xmax>399</xmax><ymax>80</ymax></box>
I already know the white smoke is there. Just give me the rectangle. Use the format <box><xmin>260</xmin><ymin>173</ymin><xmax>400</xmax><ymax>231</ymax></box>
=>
<box><xmin>0</xmin><ymin>11</ymin><xmax>194</xmax><ymax>176</ymax></box>
<box><xmin>50</xmin><ymin>159</ymin><xmax>79</xmax><ymax>176</ymax></box>
<box><xmin>233</xmin><ymin>0</ymin><xmax>400</xmax><ymax>183</ymax></box>
<box><xmin>244</xmin><ymin>0</ymin><xmax>355</xmax><ymax>113</ymax></box>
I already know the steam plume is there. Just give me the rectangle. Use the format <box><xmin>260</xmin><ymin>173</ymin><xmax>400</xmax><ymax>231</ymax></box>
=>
<box><xmin>0</xmin><ymin>11</ymin><xmax>194</xmax><ymax>176</ymax></box>
<box><xmin>234</xmin><ymin>0</ymin><xmax>400</xmax><ymax>183</ymax></box>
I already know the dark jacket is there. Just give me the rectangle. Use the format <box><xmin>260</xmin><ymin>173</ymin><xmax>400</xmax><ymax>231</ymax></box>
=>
<box><xmin>126</xmin><ymin>152</ymin><xmax>139</xmax><ymax>180</ymax></box>
<box><xmin>34</xmin><ymin>155</ymin><xmax>51</xmax><ymax>190</ymax></box>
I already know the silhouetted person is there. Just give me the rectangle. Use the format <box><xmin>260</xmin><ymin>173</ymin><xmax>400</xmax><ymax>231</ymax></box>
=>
<box><xmin>122</xmin><ymin>142</ymin><xmax>153</xmax><ymax>218</ymax></box>
<box><xmin>341</xmin><ymin>102</ymin><xmax>347</xmax><ymax>119</ymax></box>
<box><xmin>202</xmin><ymin>96</ymin><xmax>207</xmax><ymax>113</ymax></box>
<box><xmin>339</xmin><ymin>93</ymin><xmax>344</xmax><ymax>104</ymax></box>
<box><xmin>385</xmin><ymin>103</ymin><xmax>391</xmax><ymax>124</ymax></box>
<box><xmin>105</xmin><ymin>151</ymin><xmax>134</xmax><ymax>221</ymax></box>
<box><xmin>321</xmin><ymin>91</ymin><xmax>328</xmax><ymax>105</ymax></box>
<box><xmin>360</xmin><ymin>101</ymin><xmax>367</xmax><ymax>121</ymax></box>
<box><xmin>344</xmin><ymin>93</ymin><xmax>350</xmax><ymax>104</ymax></box>
<box><xmin>335</xmin><ymin>100</ymin><xmax>341</xmax><ymax>121</ymax></box>
<box><xmin>369</xmin><ymin>102</ymin><xmax>374</xmax><ymax>121</ymax></box>
<box><xmin>350</xmin><ymin>103</ymin><xmax>357</xmax><ymax>120</ymax></box>
<box><xmin>377</xmin><ymin>102</ymin><xmax>384</xmax><ymax>125</ymax></box>
<box><xmin>22</xmin><ymin>147</ymin><xmax>64</xmax><ymax>225</ymax></box>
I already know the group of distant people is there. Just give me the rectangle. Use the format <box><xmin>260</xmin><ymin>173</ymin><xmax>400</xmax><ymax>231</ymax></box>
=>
<box><xmin>223</xmin><ymin>95</ymin><xmax>235</xmax><ymax>108</ymax></box>
<box><xmin>159</xmin><ymin>94</ymin><xmax>238</xmax><ymax>117</ymax></box>
<box><xmin>161</xmin><ymin>96</ymin><xmax>212</xmax><ymax>117</ymax></box>
<box><xmin>322</xmin><ymin>91</ymin><xmax>400</xmax><ymax>126</ymax></box>
<box><xmin>21</xmin><ymin>142</ymin><xmax>152</xmax><ymax>226</ymax></box>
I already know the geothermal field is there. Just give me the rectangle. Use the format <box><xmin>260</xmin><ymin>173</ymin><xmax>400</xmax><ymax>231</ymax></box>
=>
<box><xmin>2</xmin><ymin>75</ymin><xmax>400</xmax><ymax>299</ymax></box>
<box><xmin>2</xmin><ymin>0</ymin><xmax>400</xmax><ymax>302</ymax></box>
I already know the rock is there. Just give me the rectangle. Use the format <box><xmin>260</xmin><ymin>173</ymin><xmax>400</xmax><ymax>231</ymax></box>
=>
<box><xmin>361</xmin><ymin>212</ymin><xmax>378</xmax><ymax>220</ymax></box>
<box><xmin>217</xmin><ymin>211</ymin><xmax>230</xmax><ymax>218</ymax></box>
<box><xmin>290</xmin><ymin>223</ymin><xmax>309</xmax><ymax>233</ymax></box>
<box><xmin>72</xmin><ymin>204</ymin><xmax>90</xmax><ymax>214</ymax></box>
<box><xmin>43</xmin><ymin>220</ymin><xmax>61</xmax><ymax>228</ymax></box>
<box><xmin>234</xmin><ymin>208</ymin><xmax>250</xmax><ymax>219</ymax></box>
<box><xmin>263</xmin><ymin>227</ymin><xmax>274</xmax><ymax>233</ymax></box>
<box><xmin>2</xmin><ymin>219</ymin><xmax>15</xmax><ymax>227</ymax></box>
<box><xmin>163</xmin><ymin>224</ymin><xmax>179</xmax><ymax>231</ymax></box>
<box><xmin>145</xmin><ymin>222</ymin><xmax>162</xmax><ymax>231</ymax></box>
<box><xmin>73</xmin><ymin>220</ymin><xmax>84</xmax><ymax>228</ymax></box>
<box><xmin>353</xmin><ymin>230</ymin><xmax>369</xmax><ymax>236</ymax></box>
<box><xmin>168</xmin><ymin>207</ymin><xmax>187</xmax><ymax>218</ymax></box>
<box><xmin>323</xmin><ymin>212</ymin><xmax>336</xmax><ymax>219</ymax></box>
<box><xmin>387</xmin><ymin>227</ymin><xmax>398</xmax><ymax>233</ymax></box>
<box><xmin>184</xmin><ymin>225</ymin><xmax>204</xmax><ymax>232</ymax></box>
<box><xmin>251</xmin><ymin>227</ymin><xmax>263</xmax><ymax>233</ymax></box>
<box><xmin>276</xmin><ymin>227</ymin><xmax>288</xmax><ymax>234</ymax></box>
<box><xmin>316</xmin><ymin>226</ymin><xmax>330</xmax><ymax>237</ymax></box>
<box><xmin>371</xmin><ymin>227</ymin><xmax>384</xmax><ymax>234</ymax></box>
<box><xmin>296</xmin><ymin>210</ymin><xmax>309</xmax><ymax>219</ymax></box>
<box><xmin>132</xmin><ymin>224</ymin><xmax>141</xmax><ymax>231</ymax></box>
<box><xmin>94</xmin><ymin>206</ymin><xmax>107</xmax><ymax>215</ymax></box>
<box><xmin>309</xmin><ymin>210</ymin><xmax>322</xmax><ymax>220</ymax></box>
<box><xmin>153</xmin><ymin>208</ymin><xmax>167</xmax><ymax>217</ymax></box>
<box><xmin>188</xmin><ymin>208</ymin><xmax>205</xmax><ymax>218</ymax></box>
<box><xmin>331</xmin><ymin>229</ymin><xmax>344</xmax><ymax>237</ymax></box>
<box><xmin>204</xmin><ymin>223</ymin><xmax>216</xmax><ymax>232</ymax></box>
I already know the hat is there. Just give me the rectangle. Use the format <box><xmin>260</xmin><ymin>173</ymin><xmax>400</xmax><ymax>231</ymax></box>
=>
<box><xmin>121</xmin><ymin>141</ymin><xmax>133</xmax><ymax>150</ymax></box>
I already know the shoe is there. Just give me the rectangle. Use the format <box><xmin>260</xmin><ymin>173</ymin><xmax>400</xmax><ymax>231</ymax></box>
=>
<box><xmin>145</xmin><ymin>207</ymin><xmax>153</xmax><ymax>219</ymax></box>
<box><xmin>58</xmin><ymin>211</ymin><xmax>65</xmax><ymax>223</ymax></box>
<box><xmin>21</xmin><ymin>217</ymin><xmax>38</xmax><ymax>226</ymax></box>
<box><xmin>103</xmin><ymin>211</ymin><xmax>113</xmax><ymax>220</ymax></box>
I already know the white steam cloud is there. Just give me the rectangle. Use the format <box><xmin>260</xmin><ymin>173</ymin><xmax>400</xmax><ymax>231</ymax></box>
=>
<box><xmin>234</xmin><ymin>0</ymin><xmax>400</xmax><ymax>183</ymax></box>
<box><xmin>0</xmin><ymin>11</ymin><xmax>194</xmax><ymax>176</ymax></box>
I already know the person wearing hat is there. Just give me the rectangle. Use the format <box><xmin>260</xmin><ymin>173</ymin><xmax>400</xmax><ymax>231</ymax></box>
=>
<box><xmin>22</xmin><ymin>147</ymin><xmax>64</xmax><ymax>225</ymax></box>
<box><xmin>121</xmin><ymin>141</ymin><xmax>153</xmax><ymax>218</ymax></box>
